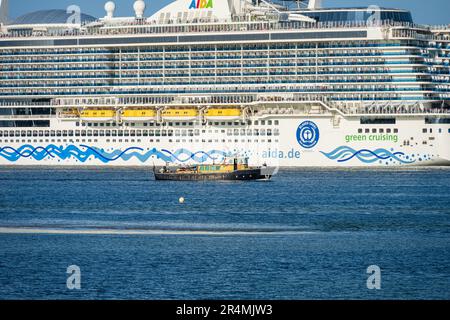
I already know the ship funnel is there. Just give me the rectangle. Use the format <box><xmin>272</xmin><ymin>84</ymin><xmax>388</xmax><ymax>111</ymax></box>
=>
<box><xmin>0</xmin><ymin>0</ymin><xmax>8</xmax><ymax>24</ymax></box>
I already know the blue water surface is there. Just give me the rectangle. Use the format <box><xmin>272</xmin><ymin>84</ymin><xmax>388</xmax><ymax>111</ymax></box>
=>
<box><xmin>0</xmin><ymin>167</ymin><xmax>449</xmax><ymax>299</ymax></box>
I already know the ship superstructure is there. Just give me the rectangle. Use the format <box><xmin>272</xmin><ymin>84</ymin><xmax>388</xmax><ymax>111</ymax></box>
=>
<box><xmin>0</xmin><ymin>0</ymin><xmax>449</xmax><ymax>166</ymax></box>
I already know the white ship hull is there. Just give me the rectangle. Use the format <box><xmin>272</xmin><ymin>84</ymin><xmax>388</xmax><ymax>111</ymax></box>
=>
<box><xmin>1</xmin><ymin>113</ymin><xmax>449</xmax><ymax>167</ymax></box>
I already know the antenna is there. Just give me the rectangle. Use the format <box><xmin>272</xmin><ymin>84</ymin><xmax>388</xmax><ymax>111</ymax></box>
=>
<box><xmin>0</xmin><ymin>0</ymin><xmax>8</xmax><ymax>24</ymax></box>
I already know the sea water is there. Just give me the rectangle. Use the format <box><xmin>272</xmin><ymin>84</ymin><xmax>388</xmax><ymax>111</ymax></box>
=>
<box><xmin>0</xmin><ymin>167</ymin><xmax>449</xmax><ymax>299</ymax></box>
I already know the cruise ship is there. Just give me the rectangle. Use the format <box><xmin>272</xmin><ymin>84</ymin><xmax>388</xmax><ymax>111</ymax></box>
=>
<box><xmin>0</xmin><ymin>0</ymin><xmax>449</xmax><ymax>167</ymax></box>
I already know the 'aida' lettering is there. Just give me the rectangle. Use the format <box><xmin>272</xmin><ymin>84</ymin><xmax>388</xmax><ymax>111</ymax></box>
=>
<box><xmin>189</xmin><ymin>0</ymin><xmax>213</xmax><ymax>9</ymax></box>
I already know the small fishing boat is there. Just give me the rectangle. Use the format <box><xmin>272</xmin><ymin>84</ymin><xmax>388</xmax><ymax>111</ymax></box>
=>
<box><xmin>153</xmin><ymin>157</ymin><xmax>272</xmax><ymax>181</ymax></box>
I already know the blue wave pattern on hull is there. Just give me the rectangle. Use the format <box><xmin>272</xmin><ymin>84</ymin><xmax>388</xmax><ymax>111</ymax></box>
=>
<box><xmin>0</xmin><ymin>145</ymin><xmax>230</xmax><ymax>163</ymax></box>
<box><xmin>321</xmin><ymin>146</ymin><xmax>416</xmax><ymax>164</ymax></box>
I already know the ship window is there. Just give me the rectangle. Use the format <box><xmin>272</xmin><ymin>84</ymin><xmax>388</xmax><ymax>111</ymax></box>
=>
<box><xmin>394</xmin><ymin>129</ymin><xmax>398</xmax><ymax>133</ymax></box>
<box><xmin>358</xmin><ymin>129</ymin><xmax>363</xmax><ymax>133</ymax></box>
<box><xmin>422</xmin><ymin>128</ymin><xmax>427</xmax><ymax>133</ymax></box>
<box><xmin>267</xmin><ymin>129</ymin><xmax>272</xmax><ymax>136</ymax></box>
<box><xmin>274</xmin><ymin>129</ymin><xmax>280</xmax><ymax>136</ymax></box>
<box><xmin>386</xmin><ymin>129</ymin><xmax>391</xmax><ymax>133</ymax></box>
<box><xmin>268</xmin><ymin>120</ymin><xmax>272</xmax><ymax>125</ymax></box>
<box><xmin>372</xmin><ymin>129</ymin><xmax>376</xmax><ymax>133</ymax></box>
<box><xmin>379</xmin><ymin>129</ymin><xmax>384</xmax><ymax>133</ymax></box>
<box><xmin>365</xmin><ymin>129</ymin><xmax>370</xmax><ymax>133</ymax></box>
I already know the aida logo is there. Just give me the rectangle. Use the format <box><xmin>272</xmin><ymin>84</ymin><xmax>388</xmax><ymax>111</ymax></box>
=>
<box><xmin>189</xmin><ymin>0</ymin><xmax>213</xmax><ymax>9</ymax></box>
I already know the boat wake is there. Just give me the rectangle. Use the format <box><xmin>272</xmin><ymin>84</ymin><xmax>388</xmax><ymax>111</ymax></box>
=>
<box><xmin>0</xmin><ymin>226</ymin><xmax>315</xmax><ymax>236</ymax></box>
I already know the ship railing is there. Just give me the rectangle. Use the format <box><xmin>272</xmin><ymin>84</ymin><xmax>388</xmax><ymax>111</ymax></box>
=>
<box><xmin>0</xmin><ymin>101</ymin><xmax>52</xmax><ymax>107</ymax></box>
<box><xmin>0</xmin><ymin>114</ymin><xmax>54</xmax><ymax>119</ymax></box>
<box><xmin>0</xmin><ymin>19</ymin><xmax>430</xmax><ymax>40</ymax></box>
<box><xmin>428</xmin><ymin>25</ymin><xmax>450</xmax><ymax>31</ymax></box>
<box><xmin>29</xmin><ymin>97</ymin><xmax>450</xmax><ymax>117</ymax></box>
